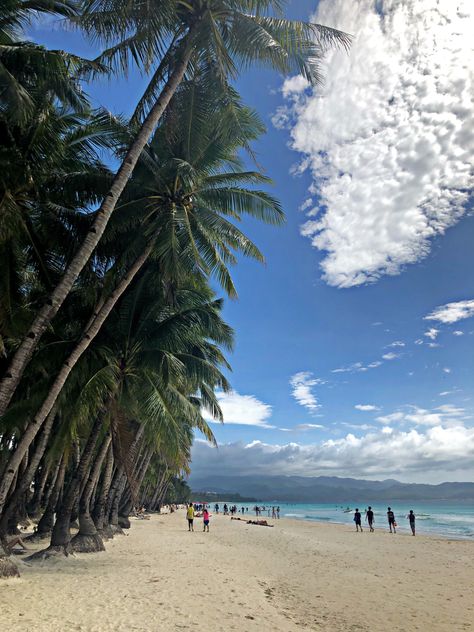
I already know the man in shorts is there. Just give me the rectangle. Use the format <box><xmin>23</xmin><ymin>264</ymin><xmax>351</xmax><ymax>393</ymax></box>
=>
<box><xmin>366</xmin><ymin>506</ymin><xmax>375</xmax><ymax>532</ymax></box>
<box><xmin>387</xmin><ymin>507</ymin><xmax>396</xmax><ymax>533</ymax></box>
<box><xmin>354</xmin><ymin>508</ymin><xmax>363</xmax><ymax>532</ymax></box>
<box><xmin>186</xmin><ymin>503</ymin><xmax>194</xmax><ymax>531</ymax></box>
<box><xmin>407</xmin><ymin>510</ymin><xmax>416</xmax><ymax>536</ymax></box>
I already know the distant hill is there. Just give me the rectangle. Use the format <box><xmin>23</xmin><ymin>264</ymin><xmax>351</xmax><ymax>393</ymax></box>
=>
<box><xmin>189</xmin><ymin>474</ymin><xmax>474</xmax><ymax>503</ymax></box>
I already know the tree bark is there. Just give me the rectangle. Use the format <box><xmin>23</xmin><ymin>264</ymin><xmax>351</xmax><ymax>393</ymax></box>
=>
<box><xmin>0</xmin><ymin>32</ymin><xmax>196</xmax><ymax>418</ymax></box>
<box><xmin>27</xmin><ymin>459</ymin><xmax>51</xmax><ymax>517</ymax></box>
<box><xmin>0</xmin><ymin>409</ymin><xmax>55</xmax><ymax>532</ymax></box>
<box><xmin>29</xmin><ymin>456</ymin><xmax>65</xmax><ymax>541</ymax></box>
<box><xmin>27</xmin><ymin>417</ymin><xmax>103</xmax><ymax>560</ymax></box>
<box><xmin>71</xmin><ymin>434</ymin><xmax>111</xmax><ymax>553</ymax></box>
<box><xmin>0</xmin><ymin>242</ymin><xmax>154</xmax><ymax>516</ymax></box>
<box><xmin>92</xmin><ymin>444</ymin><xmax>114</xmax><ymax>538</ymax></box>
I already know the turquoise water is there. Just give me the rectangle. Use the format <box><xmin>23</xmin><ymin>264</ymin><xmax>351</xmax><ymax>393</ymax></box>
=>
<box><xmin>215</xmin><ymin>501</ymin><xmax>474</xmax><ymax>540</ymax></box>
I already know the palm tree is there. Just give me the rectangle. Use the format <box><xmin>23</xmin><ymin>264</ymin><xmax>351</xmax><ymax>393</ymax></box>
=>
<box><xmin>0</xmin><ymin>0</ymin><xmax>99</xmax><ymax>123</ymax></box>
<box><xmin>0</xmin><ymin>73</ymin><xmax>282</xmax><ymax>517</ymax></box>
<box><xmin>29</xmin><ymin>266</ymin><xmax>232</xmax><ymax>556</ymax></box>
<box><xmin>0</xmin><ymin>0</ymin><xmax>350</xmax><ymax>418</ymax></box>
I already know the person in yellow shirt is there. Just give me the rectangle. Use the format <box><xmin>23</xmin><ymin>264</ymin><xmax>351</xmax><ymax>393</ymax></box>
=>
<box><xmin>186</xmin><ymin>503</ymin><xmax>195</xmax><ymax>532</ymax></box>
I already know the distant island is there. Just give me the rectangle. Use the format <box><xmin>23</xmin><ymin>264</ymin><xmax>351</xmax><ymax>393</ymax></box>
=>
<box><xmin>189</xmin><ymin>474</ymin><xmax>474</xmax><ymax>503</ymax></box>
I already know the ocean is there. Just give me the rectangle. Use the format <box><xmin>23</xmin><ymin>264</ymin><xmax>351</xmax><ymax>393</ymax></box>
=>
<box><xmin>213</xmin><ymin>501</ymin><xmax>474</xmax><ymax>540</ymax></box>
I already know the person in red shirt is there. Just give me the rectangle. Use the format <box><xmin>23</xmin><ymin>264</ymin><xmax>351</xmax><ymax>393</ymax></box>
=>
<box><xmin>203</xmin><ymin>508</ymin><xmax>210</xmax><ymax>532</ymax></box>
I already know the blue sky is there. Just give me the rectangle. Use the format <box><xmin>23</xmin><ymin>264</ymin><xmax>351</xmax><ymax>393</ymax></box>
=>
<box><xmin>31</xmin><ymin>0</ymin><xmax>474</xmax><ymax>483</ymax></box>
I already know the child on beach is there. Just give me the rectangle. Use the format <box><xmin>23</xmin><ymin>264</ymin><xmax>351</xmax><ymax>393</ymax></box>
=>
<box><xmin>407</xmin><ymin>510</ymin><xmax>416</xmax><ymax>536</ymax></box>
<box><xmin>186</xmin><ymin>503</ymin><xmax>194</xmax><ymax>531</ymax></box>
<box><xmin>203</xmin><ymin>508</ymin><xmax>210</xmax><ymax>532</ymax></box>
<box><xmin>354</xmin><ymin>508</ymin><xmax>363</xmax><ymax>532</ymax></box>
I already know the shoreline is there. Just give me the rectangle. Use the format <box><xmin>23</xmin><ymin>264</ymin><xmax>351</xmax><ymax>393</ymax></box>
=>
<box><xmin>1</xmin><ymin>510</ymin><xmax>473</xmax><ymax>631</ymax></box>
<box><xmin>208</xmin><ymin>501</ymin><xmax>474</xmax><ymax>541</ymax></box>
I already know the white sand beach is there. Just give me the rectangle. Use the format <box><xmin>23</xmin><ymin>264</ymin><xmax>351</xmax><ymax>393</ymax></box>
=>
<box><xmin>1</xmin><ymin>511</ymin><xmax>473</xmax><ymax>632</ymax></box>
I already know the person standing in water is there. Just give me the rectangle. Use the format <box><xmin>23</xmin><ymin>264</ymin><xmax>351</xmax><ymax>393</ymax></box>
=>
<box><xmin>366</xmin><ymin>506</ymin><xmax>375</xmax><ymax>532</ymax></box>
<box><xmin>387</xmin><ymin>507</ymin><xmax>396</xmax><ymax>533</ymax></box>
<box><xmin>186</xmin><ymin>503</ymin><xmax>195</xmax><ymax>532</ymax></box>
<box><xmin>407</xmin><ymin>510</ymin><xmax>416</xmax><ymax>536</ymax></box>
<box><xmin>354</xmin><ymin>508</ymin><xmax>363</xmax><ymax>532</ymax></box>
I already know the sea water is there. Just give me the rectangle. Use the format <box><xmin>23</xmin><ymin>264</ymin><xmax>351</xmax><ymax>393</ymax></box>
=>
<box><xmin>217</xmin><ymin>501</ymin><xmax>474</xmax><ymax>539</ymax></box>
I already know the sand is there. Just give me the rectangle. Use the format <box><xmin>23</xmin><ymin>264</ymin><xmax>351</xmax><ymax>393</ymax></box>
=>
<box><xmin>1</xmin><ymin>511</ymin><xmax>473</xmax><ymax>631</ymax></box>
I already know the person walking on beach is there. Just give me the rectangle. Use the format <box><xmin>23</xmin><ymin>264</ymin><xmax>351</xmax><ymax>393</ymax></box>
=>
<box><xmin>203</xmin><ymin>507</ymin><xmax>210</xmax><ymax>532</ymax></box>
<box><xmin>354</xmin><ymin>508</ymin><xmax>363</xmax><ymax>532</ymax></box>
<box><xmin>276</xmin><ymin>506</ymin><xmax>280</xmax><ymax>519</ymax></box>
<box><xmin>214</xmin><ymin>503</ymin><xmax>219</xmax><ymax>514</ymax></box>
<box><xmin>186</xmin><ymin>503</ymin><xmax>195</xmax><ymax>532</ymax></box>
<box><xmin>366</xmin><ymin>506</ymin><xmax>375</xmax><ymax>532</ymax></box>
<box><xmin>387</xmin><ymin>507</ymin><xmax>396</xmax><ymax>533</ymax></box>
<box><xmin>407</xmin><ymin>510</ymin><xmax>416</xmax><ymax>536</ymax></box>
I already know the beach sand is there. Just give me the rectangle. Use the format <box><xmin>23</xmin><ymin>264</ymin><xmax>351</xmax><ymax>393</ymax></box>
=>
<box><xmin>1</xmin><ymin>511</ymin><xmax>473</xmax><ymax>631</ymax></box>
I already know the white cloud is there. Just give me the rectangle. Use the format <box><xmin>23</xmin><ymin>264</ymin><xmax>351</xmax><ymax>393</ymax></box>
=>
<box><xmin>275</xmin><ymin>0</ymin><xmax>474</xmax><ymax>288</ymax></box>
<box><xmin>191</xmin><ymin>423</ymin><xmax>474</xmax><ymax>482</ymax></box>
<box><xmin>290</xmin><ymin>372</ymin><xmax>324</xmax><ymax>412</ymax></box>
<box><xmin>294</xmin><ymin>423</ymin><xmax>325</xmax><ymax>431</ymax></box>
<box><xmin>381</xmin><ymin>352</ymin><xmax>399</xmax><ymax>360</ymax></box>
<box><xmin>425</xmin><ymin>300</ymin><xmax>474</xmax><ymax>324</ymax></box>
<box><xmin>424</xmin><ymin>328</ymin><xmax>439</xmax><ymax>340</ymax></box>
<box><xmin>332</xmin><ymin>360</ymin><xmax>382</xmax><ymax>373</ymax></box>
<box><xmin>281</xmin><ymin>75</ymin><xmax>310</xmax><ymax>98</ymax></box>
<box><xmin>414</xmin><ymin>339</ymin><xmax>424</xmax><ymax>345</ymax></box>
<box><xmin>427</xmin><ymin>342</ymin><xmax>440</xmax><ymax>348</ymax></box>
<box><xmin>387</xmin><ymin>341</ymin><xmax>405</xmax><ymax>347</ymax></box>
<box><xmin>203</xmin><ymin>391</ymin><xmax>273</xmax><ymax>428</ymax></box>
<box><xmin>376</xmin><ymin>404</ymin><xmax>469</xmax><ymax>427</ymax></box>
<box><xmin>355</xmin><ymin>404</ymin><xmax>380</xmax><ymax>411</ymax></box>
<box><xmin>443</xmin><ymin>367</ymin><xmax>452</xmax><ymax>374</ymax></box>
<box><xmin>453</xmin><ymin>330</ymin><xmax>464</xmax><ymax>336</ymax></box>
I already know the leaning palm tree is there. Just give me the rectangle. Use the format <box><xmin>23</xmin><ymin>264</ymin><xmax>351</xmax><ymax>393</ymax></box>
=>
<box><xmin>0</xmin><ymin>73</ymin><xmax>281</xmax><ymax>517</ymax></box>
<box><xmin>0</xmin><ymin>0</ymin><xmax>350</xmax><ymax>417</ymax></box>
<box><xmin>30</xmin><ymin>266</ymin><xmax>232</xmax><ymax>557</ymax></box>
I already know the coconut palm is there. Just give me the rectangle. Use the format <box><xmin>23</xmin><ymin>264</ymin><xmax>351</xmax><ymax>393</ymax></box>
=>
<box><xmin>0</xmin><ymin>73</ymin><xmax>281</xmax><ymax>517</ymax></box>
<box><xmin>0</xmin><ymin>0</ymin><xmax>350</xmax><ymax>418</ymax></box>
<box><xmin>28</xmin><ymin>265</ymin><xmax>232</xmax><ymax>556</ymax></box>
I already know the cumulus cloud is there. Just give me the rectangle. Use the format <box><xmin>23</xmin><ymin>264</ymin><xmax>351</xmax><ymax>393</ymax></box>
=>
<box><xmin>425</xmin><ymin>299</ymin><xmax>474</xmax><ymax>324</ymax></box>
<box><xmin>275</xmin><ymin>0</ymin><xmax>474</xmax><ymax>288</ymax></box>
<box><xmin>453</xmin><ymin>330</ymin><xmax>464</xmax><ymax>336</ymax></box>
<box><xmin>281</xmin><ymin>75</ymin><xmax>310</xmax><ymax>98</ymax></box>
<box><xmin>203</xmin><ymin>391</ymin><xmax>273</xmax><ymax>428</ymax></box>
<box><xmin>355</xmin><ymin>404</ymin><xmax>380</xmax><ymax>411</ymax></box>
<box><xmin>191</xmin><ymin>423</ymin><xmax>474</xmax><ymax>482</ymax></box>
<box><xmin>376</xmin><ymin>404</ymin><xmax>469</xmax><ymax>427</ymax></box>
<box><xmin>290</xmin><ymin>372</ymin><xmax>324</xmax><ymax>412</ymax></box>
<box><xmin>424</xmin><ymin>328</ymin><xmax>439</xmax><ymax>340</ymax></box>
<box><xmin>381</xmin><ymin>352</ymin><xmax>399</xmax><ymax>360</ymax></box>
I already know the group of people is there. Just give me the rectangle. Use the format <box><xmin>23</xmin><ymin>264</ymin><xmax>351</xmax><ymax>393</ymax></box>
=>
<box><xmin>254</xmin><ymin>505</ymin><xmax>280</xmax><ymax>518</ymax></box>
<box><xmin>186</xmin><ymin>503</ymin><xmax>210</xmax><ymax>532</ymax></box>
<box><xmin>213</xmin><ymin>503</ymin><xmax>250</xmax><ymax>516</ymax></box>
<box><xmin>353</xmin><ymin>506</ymin><xmax>416</xmax><ymax>535</ymax></box>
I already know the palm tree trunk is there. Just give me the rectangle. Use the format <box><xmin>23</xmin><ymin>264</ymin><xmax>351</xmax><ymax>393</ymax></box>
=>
<box><xmin>28</xmin><ymin>459</ymin><xmax>51</xmax><ymax>517</ymax></box>
<box><xmin>0</xmin><ymin>409</ymin><xmax>55</xmax><ymax>534</ymax></box>
<box><xmin>27</xmin><ymin>417</ymin><xmax>103</xmax><ymax>560</ymax></box>
<box><xmin>92</xmin><ymin>445</ymin><xmax>114</xmax><ymax>538</ymax></box>
<box><xmin>0</xmin><ymin>242</ymin><xmax>154</xmax><ymax>516</ymax></box>
<box><xmin>0</xmin><ymin>30</ymin><xmax>196</xmax><ymax>418</ymax></box>
<box><xmin>71</xmin><ymin>434</ymin><xmax>111</xmax><ymax>553</ymax></box>
<box><xmin>29</xmin><ymin>456</ymin><xmax>65</xmax><ymax>541</ymax></box>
